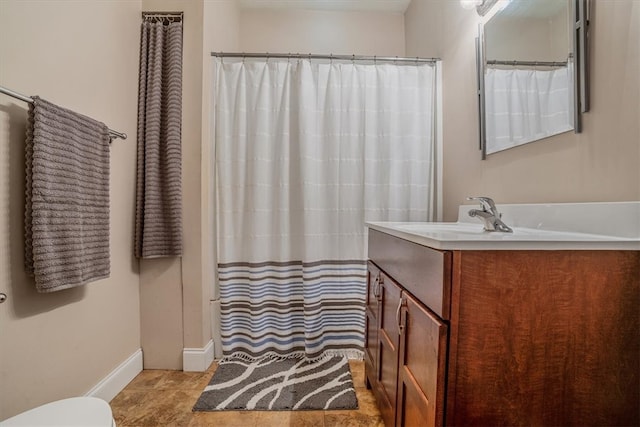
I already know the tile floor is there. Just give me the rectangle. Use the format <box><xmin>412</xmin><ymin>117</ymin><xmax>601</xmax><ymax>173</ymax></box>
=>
<box><xmin>110</xmin><ymin>360</ymin><xmax>383</xmax><ymax>426</ymax></box>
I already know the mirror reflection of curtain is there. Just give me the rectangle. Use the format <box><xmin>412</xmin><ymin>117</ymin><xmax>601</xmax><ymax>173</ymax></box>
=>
<box><xmin>485</xmin><ymin>65</ymin><xmax>573</xmax><ymax>154</ymax></box>
<box><xmin>214</xmin><ymin>59</ymin><xmax>437</xmax><ymax>361</ymax></box>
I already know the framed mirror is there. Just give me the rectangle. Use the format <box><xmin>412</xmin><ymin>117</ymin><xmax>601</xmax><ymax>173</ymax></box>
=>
<box><xmin>477</xmin><ymin>0</ymin><xmax>590</xmax><ymax>158</ymax></box>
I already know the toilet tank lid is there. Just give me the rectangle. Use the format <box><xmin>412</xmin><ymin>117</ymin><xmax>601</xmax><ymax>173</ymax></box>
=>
<box><xmin>0</xmin><ymin>397</ymin><xmax>114</xmax><ymax>426</ymax></box>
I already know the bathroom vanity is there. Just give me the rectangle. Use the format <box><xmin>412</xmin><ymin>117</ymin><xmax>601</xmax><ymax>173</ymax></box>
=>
<box><xmin>364</xmin><ymin>202</ymin><xmax>640</xmax><ymax>427</ymax></box>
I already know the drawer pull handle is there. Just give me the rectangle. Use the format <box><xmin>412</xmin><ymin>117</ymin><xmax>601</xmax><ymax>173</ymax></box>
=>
<box><xmin>373</xmin><ymin>275</ymin><xmax>379</xmax><ymax>298</ymax></box>
<box><xmin>396</xmin><ymin>297</ymin><xmax>405</xmax><ymax>335</ymax></box>
<box><xmin>374</xmin><ymin>274</ymin><xmax>383</xmax><ymax>301</ymax></box>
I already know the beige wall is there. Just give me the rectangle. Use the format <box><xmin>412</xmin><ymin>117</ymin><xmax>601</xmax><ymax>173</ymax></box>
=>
<box><xmin>203</xmin><ymin>0</ymin><xmax>241</xmax><ymax>358</ymax></box>
<box><xmin>139</xmin><ymin>0</ymin><xmax>241</xmax><ymax>369</ymax></box>
<box><xmin>405</xmin><ymin>0</ymin><xmax>640</xmax><ymax>221</ymax></box>
<box><xmin>0</xmin><ymin>0</ymin><xmax>141</xmax><ymax>420</ymax></box>
<box><xmin>139</xmin><ymin>0</ymin><xmax>206</xmax><ymax>370</ymax></box>
<box><xmin>240</xmin><ymin>8</ymin><xmax>405</xmax><ymax>55</ymax></box>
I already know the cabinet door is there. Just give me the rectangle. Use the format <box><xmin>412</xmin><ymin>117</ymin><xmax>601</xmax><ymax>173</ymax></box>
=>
<box><xmin>364</xmin><ymin>262</ymin><xmax>380</xmax><ymax>389</ymax></box>
<box><xmin>396</xmin><ymin>291</ymin><xmax>448</xmax><ymax>427</ymax></box>
<box><xmin>374</xmin><ymin>272</ymin><xmax>403</xmax><ymax>427</ymax></box>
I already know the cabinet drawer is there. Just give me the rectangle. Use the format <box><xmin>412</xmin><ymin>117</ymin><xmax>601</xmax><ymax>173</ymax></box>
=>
<box><xmin>368</xmin><ymin>229</ymin><xmax>452</xmax><ymax>320</ymax></box>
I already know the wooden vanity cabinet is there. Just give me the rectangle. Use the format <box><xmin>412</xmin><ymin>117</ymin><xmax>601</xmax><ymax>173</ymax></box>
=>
<box><xmin>366</xmin><ymin>228</ymin><xmax>640</xmax><ymax>427</ymax></box>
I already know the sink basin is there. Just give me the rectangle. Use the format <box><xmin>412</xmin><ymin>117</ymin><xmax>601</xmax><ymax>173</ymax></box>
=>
<box><xmin>366</xmin><ymin>219</ymin><xmax>640</xmax><ymax>251</ymax></box>
<box><xmin>393</xmin><ymin>223</ymin><xmax>483</xmax><ymax>234</ymax></box>
<box><xmin>392</xmin><ymin>222</ymin><xmax>573</xmax><ymax>237</ymax></box>
<box><xmin>393</xmin><ymin>222</ymin><xmax>508</xmax><ymax>236</ymax></box>
<box><xmin>367</xmin><ymin>202</ymin><xmax>640</xmax><ymax>250</ymax></box>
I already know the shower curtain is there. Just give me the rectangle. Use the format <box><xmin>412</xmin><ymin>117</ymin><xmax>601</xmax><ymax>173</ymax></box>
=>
<box><xmin>215</xmin><ymin>58</ymin><xmax>437</xmax><ymax>360</ymax></box>
<box><xmin>485</xmin><ymin>66</ymin><xmax>573</xmax><ymax>153</ymax></box>
<box><xmin>135</xmin><ymin>19</ymin><xmax>183</xmax><ymax>258</ymax></box>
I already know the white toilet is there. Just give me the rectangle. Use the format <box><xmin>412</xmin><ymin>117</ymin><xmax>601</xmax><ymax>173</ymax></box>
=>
<box><xmin>0</xmin><ymin>397</ymin><xmax>115</xmax><ymax>426</ymax></box>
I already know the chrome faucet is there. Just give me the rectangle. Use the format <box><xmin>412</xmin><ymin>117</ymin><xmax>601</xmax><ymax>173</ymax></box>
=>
<box><xmin>467</xmin><ymin>197</ymin><xmax>513</xmax><ymax>232</ymax></box>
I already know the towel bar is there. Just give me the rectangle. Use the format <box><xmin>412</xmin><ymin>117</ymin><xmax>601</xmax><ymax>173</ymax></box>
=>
<box><xmin>0</xmin><ymin>85</ymin><xmax>127</xmax><ymax>140</ymax></box>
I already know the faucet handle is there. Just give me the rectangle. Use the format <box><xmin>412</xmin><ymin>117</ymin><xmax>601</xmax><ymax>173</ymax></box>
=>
<box><xmin>467</xmin><ymin>196</ymin><xmax>497</xmax><ymax>213</ymax></box>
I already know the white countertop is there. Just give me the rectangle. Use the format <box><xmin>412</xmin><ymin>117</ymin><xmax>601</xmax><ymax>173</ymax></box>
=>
<box><xmin>366</xmin><ymin>201</ymin><xmax>640</xmax><ymax>251</ymax></box>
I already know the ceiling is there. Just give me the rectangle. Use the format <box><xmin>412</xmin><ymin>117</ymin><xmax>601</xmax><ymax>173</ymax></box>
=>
<box><xmin>239</xmin><ymin>0</ymin><xmax>413</xmax><ymax>13</ymax></box>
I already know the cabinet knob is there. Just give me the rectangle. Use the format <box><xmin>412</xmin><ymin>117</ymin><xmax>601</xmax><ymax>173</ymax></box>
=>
<box><xmin>0</xmin><ymin>293</ymin><xmax>6</xmax><ymax>304</ymax></box>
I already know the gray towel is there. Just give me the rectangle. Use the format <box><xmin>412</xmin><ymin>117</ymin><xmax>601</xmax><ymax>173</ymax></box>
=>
<box><xmin>25</xmin><ymin>96</ymin><xmax>110</xmax><ymax>292</ymax></box>
<box><xmin>135</xmin><ymin>21</ymin><xmax>183</xmax><ymax>258</ymax></box>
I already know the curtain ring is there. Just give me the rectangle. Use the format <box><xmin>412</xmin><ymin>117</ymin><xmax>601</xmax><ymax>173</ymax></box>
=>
<box><xmin>330</xmin><ymin>53</ymin><xmax>333</xmax><ymax>64</ymax></box>
<box><xmin>266</xmin><ymin>52</ymin><xmax>269</xmax><ymax>63</ymax></box>
<box><xmin>352</xmin><ymin>54</ymin><xmax>355</xmax><ymax>64</ymax></box>
<box><xmin>308</xmin><ymin>53</ymin><xmax>311</xmax><ymax>62</ymax></box>
<box><xmin>374</xmin><ymin>55</ymin><xmax>377</xmax><ymax>64</ymax></box>
<box><xmin>394</xmin><ymin>56</ymin><xmax>398</xmax><ymax>65</ymax></box>
<box><xmin>288</xmin><ymin>53</ymin><xmax>291</xmax><ymax>64</ymax></box>
<box><xmin>242</xmin><ymin>52</ymin><xmax>245</xmax><ymax>64</ymax></box>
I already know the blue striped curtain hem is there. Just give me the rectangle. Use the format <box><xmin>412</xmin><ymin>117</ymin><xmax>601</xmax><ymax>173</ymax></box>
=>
<box><xmin>219</xmin><ymin>260</ymin><xmax>366</xmax><ymax>361</ymax></box>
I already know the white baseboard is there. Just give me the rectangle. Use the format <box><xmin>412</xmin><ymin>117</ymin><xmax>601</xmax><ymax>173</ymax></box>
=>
<box><xmin>210</xmin><ymin>300</ymin><xmax>223</xmax><ymax>360</ymax></box>
<box><xmin>85</xmin><ymin>349</ymin><xmax>143</xmax><ymax>402</ymax></box>
<box><xmin>183</xmin><ymin>340</ymin><xmax>214</xmax><ymax>372</ymax></box>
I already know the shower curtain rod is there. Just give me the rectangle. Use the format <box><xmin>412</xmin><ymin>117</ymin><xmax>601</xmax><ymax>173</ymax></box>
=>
<box><xmin>211</xmin><ymin>52</ymin><xmax>439</xmax><ymax>64</ymax></box>
<box><xmin>0</xmin><ymin>85</ymin><xmax>127</xmax><ymax>140</ymax></box>
<box><xmin>486</xmin><ymin>59</ymin><xmax>568</xmax><ymax>67</ymax></box>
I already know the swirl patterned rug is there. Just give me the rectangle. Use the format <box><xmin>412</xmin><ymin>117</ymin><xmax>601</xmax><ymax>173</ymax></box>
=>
<box><xmin>193</xmin><ymin>357</ymin><xmax>358</xmax><ymax>411</ymax></box>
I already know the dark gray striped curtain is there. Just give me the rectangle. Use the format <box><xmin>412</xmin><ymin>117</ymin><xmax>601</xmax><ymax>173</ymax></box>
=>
<box><xmin>135</xmin><ymin>19</ymin><xmax>183</xmax><ymax>258</ymax></box>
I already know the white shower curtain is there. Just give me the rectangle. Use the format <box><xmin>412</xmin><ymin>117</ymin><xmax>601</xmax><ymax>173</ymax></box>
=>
<box><xmin>485</xmin><ymin>66</ymin><xmax>573</xmax><ymax>154</ymax></box>
<box><xmin>215</xmin><ymin>58</ymin><xmax>437</xmax><ymax>360</ymax></box>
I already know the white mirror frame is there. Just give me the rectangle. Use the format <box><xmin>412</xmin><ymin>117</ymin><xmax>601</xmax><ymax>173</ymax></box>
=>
<box><xmin>476</xmin><ymin>0</ymin><xmax>591</xmax><ymax>159</ymax></box>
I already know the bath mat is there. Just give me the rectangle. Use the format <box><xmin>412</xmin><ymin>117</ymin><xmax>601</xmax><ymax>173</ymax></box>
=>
<box><xmin>193</xmin><ymin>356</ymin><xmax>358</xmax><ymax>411</ymax></box>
